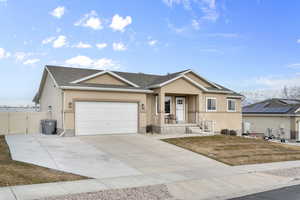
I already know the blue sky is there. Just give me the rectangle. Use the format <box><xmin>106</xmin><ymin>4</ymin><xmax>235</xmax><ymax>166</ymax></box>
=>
<box><xmin>1</xmin><ymin>0</ymin><xmax>300</xmax><ymax>105</ymax></box>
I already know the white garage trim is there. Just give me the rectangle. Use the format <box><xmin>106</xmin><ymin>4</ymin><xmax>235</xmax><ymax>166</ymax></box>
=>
<box><xmin>75</xmin><ymin>101</ymin><xmax>139</xmax><ymax>135</ymax></box>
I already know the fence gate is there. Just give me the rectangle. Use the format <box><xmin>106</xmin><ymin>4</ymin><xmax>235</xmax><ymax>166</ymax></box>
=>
<box><xmin>0</xmin><ymin>112</ymin><xmax>48</xmax><ymax>135</ymax></box>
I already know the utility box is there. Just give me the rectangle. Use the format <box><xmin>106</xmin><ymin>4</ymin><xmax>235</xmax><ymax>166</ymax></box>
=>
<box><xmin>41</xmin><ymin>120</ymin><xmax>57</xmax><ymax>135</ymax></box>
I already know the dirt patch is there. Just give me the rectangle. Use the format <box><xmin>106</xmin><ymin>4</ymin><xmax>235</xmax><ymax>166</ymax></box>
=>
<box><xmin>162</xmin><ymin>135</ymin><xmax>300</xmax><ymax>166</ymax></box>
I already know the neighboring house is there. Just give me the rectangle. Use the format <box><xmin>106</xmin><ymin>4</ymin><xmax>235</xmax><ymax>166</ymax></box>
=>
<box><xmin>243</xmin><ymin>98</ymin><xmax>300</xmax><ymax>140</ymax></box>
<box><xmin>33</xmin><ymin>65</ymin><xmax>243</xmax><ymax>136</ymax></box>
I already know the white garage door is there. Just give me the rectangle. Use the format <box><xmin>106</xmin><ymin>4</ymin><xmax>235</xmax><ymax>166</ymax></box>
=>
<box><xmin>75</xmin><ymin>102</ymin><xmax>138</xmax><ymax>135</ymax></box>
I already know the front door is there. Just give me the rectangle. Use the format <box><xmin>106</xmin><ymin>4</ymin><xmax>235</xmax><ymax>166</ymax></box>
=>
<box><xmin>176</xmin><ymin>97</ymin><xmax>185</xmax><ymax>123</ymax></box>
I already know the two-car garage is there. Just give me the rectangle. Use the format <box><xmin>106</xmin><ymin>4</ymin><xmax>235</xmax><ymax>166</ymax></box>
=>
<box><xmin>75</xmin><ymin>102</ymin><xmax>138</xmax><ymax>136</ymax></box>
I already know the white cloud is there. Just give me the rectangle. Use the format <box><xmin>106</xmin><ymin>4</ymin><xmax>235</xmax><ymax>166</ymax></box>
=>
<box><xmin>148</xmin><ymin>40</ymin><xmax>158</xmax><ymax>46</ymax></box>
<box><xmin>163</xmin><ymin>0</ymin><xmax>219</xmax><ymax>30</ymax></box>
<box><xmin>23</xmin><ymin>58</ymin><xmax>40</xmax><ymax>65</ymax></box>
<box><xmin>297</xmin><ymin>39</ymin><xmax>300</xmax><ymax>43</ymax></box>
<box><xmin>93</xmin><ymin>58</ymin><xmax>116</xmax><ymax>69</ymax></box>
<box><xmin>205</xmin><ymin>33</ymin><xmax>240</xmax><ymax>38</ymax></box>
<box><xmin>74</xmin><ymin>10</ymin><xmax>102</xmax><ymax>30</ymax></box>
<box><xmin>96</xmin><ymin>43</ymin><xmax>108</xmax><ymax>49</ymax></box>
<box><xmin>50</xmin><ymin>6</ymin><xmax>65</xmax><ymax>19</ymax></box>
<box><xmin>192</xmin><ymin>19</ymin><xmax>200</xmax><ymax>30</ymax></box>
<box><xmin>255</xmin><ymin>76</ymin><xmax>300</xmax><ymax>88</ymax></box>
<box><xmin>163</xmin><ymin>0</ymin><xmax>191</xmax><ymax>9</ymax></box>
<box><xmin>112</xmin><ymin>42</ymin><xmax>127</xmax><ymax>51</ymax></box>
<box><xmin>42</xmin><ymin>37</ymin><xmax>56</xmax><ymax>45</ymax></box>
<box><xmin>65</xmin><ymin>56</ymin><xmax>93</xmax><ymax>66</ymax></box>
<box><xmin>287</xmin><ymin>63</ymin><xmax>300</xmax><ymax>69</ymax></box>
<box><xmin>14</xmin><ymin>52</ymin><xmax>46</xmax><ymax>62</ymax></box>
<box><xmin>110</xmin><ymin>14</ymin><xmax>132</xmax><ymax>32</ymax></box>
<box><xmin>0</xmin><ymin>48</ymin><xmax>10</xmax><ymax>59</ymax></box>
<box><xmin>53</xmin><ymin>35</ymin><xmax>67</xmax><ymax>48</ymax></box>
<box><xmin>14</xmin><ymin>52</ymin><xmax>28</xmax><ymax>61</ymax></box>
<box><xmin>167</xmin><ymin>21</ymin><xmax>187</xmax><ymax>34</ymax></box>
<box><xmin>65</xmin><ymin>55</ymin><xmax>118</xmax><ymax>69</ymax></box>
<box><xmin>73</xmin><ymin>42</ymin><xmax>92</xmax><ymax>48</ymax></box>
<box><xmin>242</xmin><ymin>75</ymin><xmax>300</xmax><ymax>90</ymax></box>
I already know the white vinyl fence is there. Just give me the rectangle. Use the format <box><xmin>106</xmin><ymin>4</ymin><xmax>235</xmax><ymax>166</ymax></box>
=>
<box><xmin>0</xmin><ymin>112</ymin><xmax>48</xmax><ymax>135</ymax></box>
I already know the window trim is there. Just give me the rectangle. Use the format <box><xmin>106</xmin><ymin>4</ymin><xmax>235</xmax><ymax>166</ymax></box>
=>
<box><xmin>227</xmin><ymin>99</ymin><xmax>236</xmax><ymax>112</ymax></box>
<box><xmin>206</xmin><ymin>97</ymin><xmax>217</xmax><ymax>112</ymax></box>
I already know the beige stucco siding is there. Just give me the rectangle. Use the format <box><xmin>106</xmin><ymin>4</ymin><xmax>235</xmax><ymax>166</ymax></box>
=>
<box><xmin>243</xmin><ymin>116</ymin><xmax>292</xmax><ymax>139</ymax></box>
<box><xmin>63</xmin><ymin>90</ymin><xmax>147</xmax><ymax>133</ymax></box>
<box><xmin>39</xmin><ymin>73</ymin><xmax>63</xmax><ymax>130</ymax></box>
<box><xmin>202</xmin><ymin>112</ymin><xmax>242</xmax><ymax>133</ymax></box>
<box><xmin>185</xmin><ymin>72</ymin><xmax>215</xmax><ymax>88</ymax></box>
<box><xmin>82</xmin><ymin>74</ymin><xmax>129</xmax><ymax>86</ymax></box>
<box><xmin>153</xmin><ymin>77</ymin><xmax>242</xmax><ymax>133</ymax></box>
<box><xmin>161</xmin><ymin>78</ymin><xmax>203</xmax><ymax>94</ymax></box>
<box><xmin>146</xmin><ymin>94</ymin><xmax>156</xmax><ymax>126</ymax></box>
<box><xmin>202</xmin><ymin>93</ymin><xmax>241</xmax><ymax>113</ymax></box>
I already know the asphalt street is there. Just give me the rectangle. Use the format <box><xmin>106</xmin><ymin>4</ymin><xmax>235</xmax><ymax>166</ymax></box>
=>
<box><xmin>230</xmin><ymin>184</ymin><xmax>300</xmax><ymax>200</ymax></box>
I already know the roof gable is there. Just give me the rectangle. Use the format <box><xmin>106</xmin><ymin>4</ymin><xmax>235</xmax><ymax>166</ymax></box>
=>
<box><xmin>161</xmin><ymin>77</ymin><xmax>203</xmax><ymax>94</ymax></box>
<box><xmin>80</xmin><ymin>73</ymin><xmax>130</xmax><ymax>86</ymax></box>
<box><xmin>184</xmin><ymin>71</ymin><xmax>218</xmax><ymax>89</ymax></box>
<box><xmin>71</xmin><ymin>70</ymin><xmax>139</xmax><ymax>87</ymax></box>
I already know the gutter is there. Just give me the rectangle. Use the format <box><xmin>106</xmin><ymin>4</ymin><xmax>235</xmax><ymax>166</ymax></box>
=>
<box><xmin>243</xmin><ymin>113</ymin><xmax>300</xmax><ymax>117</ymax></box>
<box><xmin>60</xmin><ymin>86</ymin><xmax>154</xmax><ymax>93</ymax></box>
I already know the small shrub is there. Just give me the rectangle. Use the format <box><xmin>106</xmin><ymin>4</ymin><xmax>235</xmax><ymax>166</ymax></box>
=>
<box><xmin>221</xmin><ymin>129</ymin><xmax>230</xmax><ymax>135</ymax></box>
<box><xmin>229</xmin><ymin>130</ymin><xmax>237</xmax><ymax>136</ymax></box>
<box><xmin>146</xmin><ymin>125</ymin><xmax>153</xmax><ymax>133</ymax></box>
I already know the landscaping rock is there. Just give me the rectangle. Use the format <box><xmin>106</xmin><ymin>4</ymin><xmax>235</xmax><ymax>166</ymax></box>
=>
<box><xmin>36</xmin><ymin>184</ymin><xmax>180</xmax><ymax>200</ymax></box>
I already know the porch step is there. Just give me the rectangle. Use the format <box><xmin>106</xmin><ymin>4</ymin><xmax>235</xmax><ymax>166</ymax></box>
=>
<box><xmin>187</xmin><ymin>126</ymin><xmax>213</xmax><ymax>135</ymax></box>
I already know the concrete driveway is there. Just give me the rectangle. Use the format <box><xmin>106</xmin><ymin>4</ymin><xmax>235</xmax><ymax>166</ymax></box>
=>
<box><xmin>5</xmin><ymin>133</ymin><xmax>237</xmax><ymax>180</ymax></box>
<box><xmin>4</xmin><ymin>134</ymin><xmax>296</xmax><ymax>200</ymax></box>
<box><xmin>5</xmin><ymin>134</ymin><xmax>141</xmax><ymax>179</ymax></box>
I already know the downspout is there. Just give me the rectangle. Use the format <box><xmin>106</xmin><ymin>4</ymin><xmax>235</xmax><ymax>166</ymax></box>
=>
<box><xmin>59</xmin><ymin>90</ymin><xmax>66</xmax><ymax>137</ymax></box>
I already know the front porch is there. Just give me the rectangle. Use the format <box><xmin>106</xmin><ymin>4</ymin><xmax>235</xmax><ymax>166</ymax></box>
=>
<box><xmin>153</xmin><ymin>93</ymin><xmax>214</xmax><ymax>134</ymax></box>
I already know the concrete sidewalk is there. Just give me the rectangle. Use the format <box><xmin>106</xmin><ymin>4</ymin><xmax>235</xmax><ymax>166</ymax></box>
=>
<box><xmin>0</xmin><ymin>171</ymin><xmax>297</xmax><ymax>200</ymax></box>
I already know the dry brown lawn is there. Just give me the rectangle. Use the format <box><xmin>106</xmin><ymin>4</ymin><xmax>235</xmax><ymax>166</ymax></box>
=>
<box><xmin>0</xmin><ymin>135</ymin><xmax>87</xmax><ymax>187</ymax></box>
<box><xmin>162</xmin><ymin>135</ymin><xmax>300</xmax><ymax>166</ymax></box>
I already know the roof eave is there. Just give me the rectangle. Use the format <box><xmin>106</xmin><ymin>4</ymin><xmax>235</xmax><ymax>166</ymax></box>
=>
<box><xmin>60</xmin><ymin>86</ymin><xmax>153</xmax><ymax>93</ymax></box>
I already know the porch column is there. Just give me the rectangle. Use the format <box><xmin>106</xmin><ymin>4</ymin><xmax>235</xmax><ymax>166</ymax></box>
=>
<box><xmin>158</xmin><ymin>92</ymin><xmax>165</xmax><ymax>128</ymax></box>
<box><xmin>196</xmin><ymin>94</ymin><xmax>201</xmax><ymax>123</ymax></box>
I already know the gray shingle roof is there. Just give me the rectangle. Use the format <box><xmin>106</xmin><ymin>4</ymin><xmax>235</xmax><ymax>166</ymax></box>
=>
<box><xmin>46</xmin><ymin>65</ymin><xmax>166</xmax><ymax>89</ymax></box>
<box><xmin>33</xmin><ymin>65</ymin><xmax>243</xmax><ymax>103</ymax></box>
<box><xmin>46</xmin><ymin>65</ymin><xmax>236</xmax><ymax>92</ymax></box>
<box><xmin>243</xmin><ymin>98</ymin><xmax>300</xmax><ymax>114</ymax></box>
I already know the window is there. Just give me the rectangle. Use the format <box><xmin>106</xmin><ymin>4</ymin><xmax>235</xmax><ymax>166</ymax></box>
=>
<box><xmin>155</xmin><ymin>95</ymin><xmax>172</xmax><ymax>114</ymax></box>
<box><xmin>177</xmin><ymin>99</ymin><xmax>183</xmax><ymax>105</ymax></box>
<box><xmin>227</xmin><ymin>99</ymin><xmax>236</xmax><ymax>112</ymax></box>
<box><xmin>165</xmin><ymin>96</ymin><xmax>172</xmax><ymax>114</ymax></box>
<box><xmin>206</xmin><ymin>98</ymin><xmax>216</xmax><ymax>111</ymax></box>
